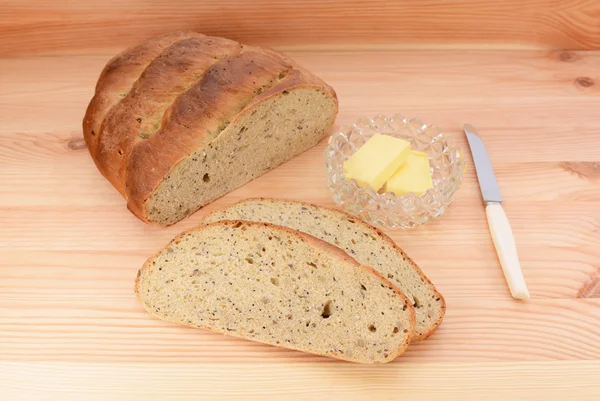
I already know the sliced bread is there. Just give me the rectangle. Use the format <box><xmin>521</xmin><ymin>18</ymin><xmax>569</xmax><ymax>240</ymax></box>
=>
<box><xmin>83</xmin><ymin>32</ymin><xmax>338</xmax><ymax>226</ymax></box>
<box><xmin>203</xmin><ymin>198</ymin><xmax>445</xmax><ymax>340</ymax></box>
<box><xmin>135</xmin><ymin>220</ymin><xmax>415</xmax><ymax>363</ymax></box>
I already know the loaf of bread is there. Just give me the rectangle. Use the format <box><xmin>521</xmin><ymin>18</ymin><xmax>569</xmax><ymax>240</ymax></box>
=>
<box><xmin>83</xmin><ymin>32</ymin><xmax>338</xmax><ymax>226</ymax></box>
<box><xmin>204</xmin><ymin>198</ymin><xmax>445</xmax><ymax>340</ymax></box>
<box><xmin>135</xmin><ymin>220</ymin><xmax>415</xmax><ymax>363</ymax></box>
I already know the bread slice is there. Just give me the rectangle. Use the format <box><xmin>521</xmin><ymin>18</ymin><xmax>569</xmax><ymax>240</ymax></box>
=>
<box><xmin>203</xmin><ymin>198</ymin><xmax>445</xmax><ymax>341</ymax></box>
<box><xmin>135</xmin><ymin>220</ymin><xmax>415</xmax><ymax>363</ymax></box>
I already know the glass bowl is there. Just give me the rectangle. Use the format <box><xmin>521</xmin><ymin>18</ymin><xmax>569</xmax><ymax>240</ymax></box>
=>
<box><xmin>325</xmin><ymin>113</ymin><xmax>465</xmax><ymax>229</ymax></box>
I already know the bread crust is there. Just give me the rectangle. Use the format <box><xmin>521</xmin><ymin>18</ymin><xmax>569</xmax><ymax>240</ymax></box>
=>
<box><xmin>125</xmin><ymin>50</ymin><xmax>293</xmax><ymax>219</ymax></box>
<box><xmin>203</xmin><ymin>197</ymin><xmax>446</xmax><ymax>341</ymax></box>
<box><xmin>134</xmin><ymin>219</ymin><xmax>415</xmax><ymax>363</ymax></box>
<box><xmin>95</xmin><ymin>35</ymin><xmax>242</xmax><ymax>194</ymax></box>
<box><xmin>83</xmin><ymin>31</ymin><xmax>202</xmax><ymax>177</ymax></box>
<box><xmin>83</xmin><ymin>33</ymin><xmax>338</xmax><ymax>224</ymax></box>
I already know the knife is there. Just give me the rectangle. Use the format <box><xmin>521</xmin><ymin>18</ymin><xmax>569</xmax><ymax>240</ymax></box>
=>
<box><xmin>464</xmin><ymin>124</ymin><xmax>530</xmax><ymax>300</ymax></box>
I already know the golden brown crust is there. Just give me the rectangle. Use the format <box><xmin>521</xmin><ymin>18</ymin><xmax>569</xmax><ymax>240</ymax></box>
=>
<box><xmin>125</xmin><ymin>50</ymin><xmax>294</xmax><ymax>219</ymax></box>
<box><xmin>83</xmin><ymin>32</ymin><xmax>338</xmax><ymax>224</ymax></box>
<box><xmin>134</xmin><ymin>219</ymin><xmax>414</xmax><ymax>363</ymax></box>
<box><xmin>243</xmin><ymin>68</ymin><xmax>338</xmax><ymax>115</ymax></box>
<box><xmin>130</xmin><ymin>69</ymin><xmax>337</xmax><ymax>225</ymax></box>
<box><xmin>203</xmin><ymin>197</ymin><xmax>446</xmax><ymax>341</ymax></box>
<box><xmin>83</xmin><ymin>31</ymin><xmax>201</xmax><ymax>176</ymax></box>
<box><xmin>95</xmin><ymin>36</ymin><xmax>242</xmax><ymax>193</ymax></box>
<box><xmin>251</xmin><ymin>48</ymin><xmax>338</xmax><ymax>103</ymax></box>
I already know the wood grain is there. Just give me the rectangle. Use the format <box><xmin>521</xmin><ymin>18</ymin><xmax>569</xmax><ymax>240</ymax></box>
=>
<box><xmin>2</xmin><ymin>289</ymin><xmax>599</xmax><ymax>362</ymax></box>
<box><xmin>1</xmin><ymin>46</ymin><xmax>600</xmax><ymax>399</ymax></box>
<box><xmin>2</xmin><ymin>0</ymin><xmax>600</xmax><ymax>56</ymax></box>
<box><xmin>1</xmin><ymin>361</ymin><xmax>600</xmax><ymax>400</ymax></box>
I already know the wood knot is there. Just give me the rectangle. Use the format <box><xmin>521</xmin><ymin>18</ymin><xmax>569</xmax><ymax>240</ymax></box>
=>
<box><xmin>66</xmin><ymin>137</ymin><xmax>87</xmax><ymax>151</ymax></box>
<box><xmin>558</xmin><ymin>162</ymin><xmax>600</xmax><ymax>181</ymax></box>
<box><xmin>578</xmin><ymin>268</ymin><xmax>600</xmax><ymax>298</ymax></box>
<box><xmin>574</xmin><ymin>77</ymin><xmax>594</xmax><ymax>88</ymax></box>
<box><xmin>559</xmin><ymin>51</ymin><xmax>576</xmax><ymax>62</ymax></box>
<box><xmin>553</xmin><ymin>50</ymin><xmax>582</xmax><ymax>63</ymax></box>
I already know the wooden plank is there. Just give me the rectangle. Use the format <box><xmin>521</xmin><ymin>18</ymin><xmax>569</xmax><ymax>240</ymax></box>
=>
<box><xmin>1</xmin><ymin>239</ymin><xmax>597</xmax><ymax>301</ymax></box>
<box><xmin>1</xmin><ymin>200</ymin><xmax>598</xmax><ymax>250</ymax></box>
<box><xmin>2</xmin><ymin>131</ymin><xmax>600</xmax><ymax>205</ymax></box>
<box><xmin>2</xmin><ymin>294</ymin><xmax>599</xmax><ymax>362</ymax></box>
<box><xmin>3</xmin><ymin>50</ymin><xmax>600</xmax><ymax>131</ymax></box>
<box><xmin>1</xmin><ymin>361</ymin><xmax>599</xmax><ymax>400</ymax></box>
<box><xmin>0</xmin><ymin>240</ymin><xmax>597</xmax><ymax>301</ymax></box>
<box><xmin>1</xmin><ymin>0</ymin><xmax>600</xmax><ymax>55</ymax></box>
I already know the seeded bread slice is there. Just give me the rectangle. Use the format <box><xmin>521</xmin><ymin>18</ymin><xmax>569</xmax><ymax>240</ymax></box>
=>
<box><xmin>135</xmin><ymin>220</ymin><xmax>415</xmax><ymax>364</ymax></box>
<box><xmin>203</xmin><ymin>198</ymin><xmax>445</xmax><ymax>341</ymax></box>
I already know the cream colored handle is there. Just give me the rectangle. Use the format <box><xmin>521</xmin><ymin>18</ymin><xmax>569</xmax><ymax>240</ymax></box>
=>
<box><xmin>485</xmin><ymin>203</ymin><xmax>530</xmax><ymax>300</ymax></box>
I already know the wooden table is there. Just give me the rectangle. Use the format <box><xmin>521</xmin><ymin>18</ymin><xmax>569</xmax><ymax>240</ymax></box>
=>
<box><xmin>2</xmin><ymin>28</ymin><xmax>600</xmax><ymax>401</ymax></box>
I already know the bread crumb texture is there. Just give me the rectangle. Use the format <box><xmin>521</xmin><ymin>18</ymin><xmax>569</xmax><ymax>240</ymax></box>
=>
<box><xmin>145</xmin><ymin>87</ymin><xmax>336</xmax><ymax>226</ymax></box>
<box><xmin>136</xmin><ymin>221</ymin><xmax>413</xmax><ymax>363</ymax></box>
<box><xmin>204</xmin><ymin>198</ymin><xmax>445</xmax><ymax>340</ymax></box>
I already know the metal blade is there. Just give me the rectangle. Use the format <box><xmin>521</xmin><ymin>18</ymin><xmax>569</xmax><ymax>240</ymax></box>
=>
<box><xmin>464</xmin><ymin>124</ymin><xmax>503</xmax><ymax>204</ymax></box>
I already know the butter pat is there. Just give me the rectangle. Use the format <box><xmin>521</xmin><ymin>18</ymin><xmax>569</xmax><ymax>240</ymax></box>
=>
<box><xmin>343</xmin><ymin>134</ymin><xmax>411</xmax><ymax>191</ymax></box>
<box><xmin>384</xmin><ymin>151</ymin><xmax>433</xmax><ymax>196</ymax></box>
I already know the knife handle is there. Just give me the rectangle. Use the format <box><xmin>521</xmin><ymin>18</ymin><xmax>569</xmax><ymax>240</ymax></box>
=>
<box><xmin>485</xmin><ymin>203</ymin><xmax>530</xmax><ymax>300</ymax></box>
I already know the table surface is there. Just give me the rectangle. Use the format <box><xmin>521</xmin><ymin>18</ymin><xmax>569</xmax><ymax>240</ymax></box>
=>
<box><xmin>1</xmin><ymin>48</ymin><xmax>599</xmax><ymax>400</ymax></box>
<box><xmin>3</xmin><ymin>0</ymin><xmax>600</xmax><ymax>53</ymax></box>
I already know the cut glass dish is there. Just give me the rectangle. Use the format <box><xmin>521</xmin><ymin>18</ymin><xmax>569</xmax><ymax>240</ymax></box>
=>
<box><xmin>325</xmin><ymin>113</ymin><xmax>465</xmax><ymax>228</ymax></box>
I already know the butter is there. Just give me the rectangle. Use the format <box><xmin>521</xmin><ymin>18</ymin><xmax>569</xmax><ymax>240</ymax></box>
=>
<box><xmin>343</xmin><ymin>134</ymin><xmax>411</xmax><ymax>191</ymax></box>
<box><xmin>384</xmin><ymin>151</ymin><xmax>433</xmax><ymax>196</ymax></box>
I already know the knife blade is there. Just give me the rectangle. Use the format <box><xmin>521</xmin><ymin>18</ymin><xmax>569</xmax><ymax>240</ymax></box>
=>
<box><xmin>464</xmin><ymin>124</ymin><xmax>530</xmax><ymax>300</ymax></box>
<box><xmin>464</xmin><ymin>124</ymin><xmax>503</xmax><ymax>204</ymax></box>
